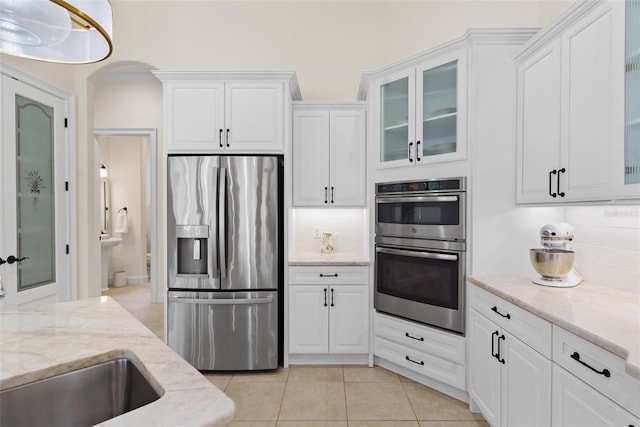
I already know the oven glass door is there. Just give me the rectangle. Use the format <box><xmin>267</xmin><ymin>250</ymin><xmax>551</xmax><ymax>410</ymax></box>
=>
<box><xmin>375</xmin><ymin>194</ymin><xmax>464</xmax><ymax>240</ymax></box>
<box><xmin>375</xmin><ymin>245</ymin><xmax>459</xmax><ymax>310</ymax></box>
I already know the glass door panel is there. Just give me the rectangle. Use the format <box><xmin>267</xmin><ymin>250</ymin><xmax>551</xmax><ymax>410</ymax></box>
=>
<box><xmin>421</xmin><ymin>61</ymin><xmax>457</xmax><ymax>157</ymax></box>
<box><xmin>625</xmin><ymin>0</ymin><xmax>640</xmax><ymax>184</ymax></box>
<box><xmin>16</xmin><ymin>95</ymin><xmax>56</xmax><ymax>291</ymax></box>
<box><xmin>380</xmin><ymin>77</ymin><xmax>409</xmax><ymax>162</ymax></box>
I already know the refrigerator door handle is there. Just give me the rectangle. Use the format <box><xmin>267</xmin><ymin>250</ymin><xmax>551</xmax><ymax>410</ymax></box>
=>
<box><xmin>219</xmin><ymin>167</ymin><xmax>227</xmax><ymax>279</ymax></box>
<box><xmin>168</xmin><ymin>296</ymin><xmax>273</xmax><ymax>305</ymax></box>
<box><xmin>210</xmin><ymin>166</ymin><xmax>219</xmax><ymax>278</ymax></box>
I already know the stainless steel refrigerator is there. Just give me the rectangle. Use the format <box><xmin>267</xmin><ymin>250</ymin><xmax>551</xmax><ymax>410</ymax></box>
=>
<box><xmin>166</xmin><ymin>155</ymin><xmax>282</xmax><ymax>371</ymax></box>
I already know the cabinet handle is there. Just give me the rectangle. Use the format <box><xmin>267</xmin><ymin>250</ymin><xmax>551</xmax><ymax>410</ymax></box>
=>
<box><xmin>225</xmin><ymin>129</ymin><xmax>230</xmax><ymax>147</ymax></box>
<box><xmin>491</xmin><ymin>331</ymin><xmax>499</xmax><ymax>359</ymax></box>
<box><xmin>549</xmin><ymin>170</ymin><xmax>558</xmax><ymax>198</ymax></box>
<box><xmin>405</xmin><ymin>332</ymin><xmax>424</xmax><ymax>342</ymax></box>
<box><xmin>323</xmin><ymin>288</ymin><xmax>328</xmax><ymax>307</ymax></box>
<box><xmin>330</xmin><ymin>288</ymin><xmax>335</xmax><ymax>307</ymax></box>
<box><xmin>324</xmin><ymin>187</ymin><xmax>328</xmax><ymax>204</ymax></box>
<box><xmin>497</xmin><ymin>335</ymin><xmax>506</xmax><ymax>364</ymax></box>
<box><xmin>491</xmin><ymin>306</ymin><xmax>511</xmax><ymax>319</ymax></box>
<box><xmin>219</xmin><ymin>129</ymin><xmax>223</xmax><ymax>148</ymax></box>
<box><xmin>408</xmin><ymin>142</ymin><xmax>414</xmax><ymax>163</ymax></box>
<box><xmin>570</xmin><ymin>352</ymin><xmax>611</xmax><ymax>378</ymax></box>
<box><xmin>557</xmin><ymin>167</ymin><xmax>566</xmax><ymax>197</ymax></box>
<box><xmin>405</xmin><ymin>355</ymin><xmax>424</xmax><ymax>366</ymax></box>
<box><xmin>416</xmin><ymin>140</ymin><xmax>421</xmax><ymax>162</ymax></box>
<box><xmin>330</xmin><ymin>186</ymin><xmax>334</xmax><ymax>204</ymax></box>
<box><xmin>319</xmin><ymin>273</ymin><xmax>338</xmax><ymax>278</ymax></box>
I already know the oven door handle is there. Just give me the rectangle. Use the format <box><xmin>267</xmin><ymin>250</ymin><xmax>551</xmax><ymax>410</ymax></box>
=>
<box><xmin>376</xmin><ymin>195</ymin><xmax>458</xmax><ymax>204</ymax></box>
<box><xmin>376</xmin><ymin>246</ymin><xmax>458</xmax><ymax>261</ymax></box>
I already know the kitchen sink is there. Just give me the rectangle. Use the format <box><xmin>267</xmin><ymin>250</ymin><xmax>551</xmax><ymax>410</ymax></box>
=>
<box><xmin>0</xmin><ymin>357</ymin><xmax>162</xmax><ymax>426</ymax></box>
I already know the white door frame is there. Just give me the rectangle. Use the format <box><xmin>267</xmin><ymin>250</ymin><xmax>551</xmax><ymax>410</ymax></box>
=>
<box><xmin>93</xmin><ymin>128</ymin><xmax>159</xmax><ymax>303</ymax></box>
<box><xmin>0</xmin><ymin>63</ymin><xmax>77</xmax><ymax>304</ymax></box>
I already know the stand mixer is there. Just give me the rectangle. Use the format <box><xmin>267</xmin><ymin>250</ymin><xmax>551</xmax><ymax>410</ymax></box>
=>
<box><xmin>529</xmin><ymin>223</ymin><xmax>582</xmax><ymax>287</ymax></box>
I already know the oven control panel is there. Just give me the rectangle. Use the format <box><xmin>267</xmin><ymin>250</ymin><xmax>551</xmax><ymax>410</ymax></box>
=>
<box><xmin>376</xmin><ymin>177</ymin><xmax>466</xmax><ymax>195</ymax></box>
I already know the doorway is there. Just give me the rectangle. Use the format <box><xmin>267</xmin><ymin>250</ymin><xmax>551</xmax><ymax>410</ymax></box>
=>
<box><xmin>94</xmin><ymin>128</ymin><xmax>158</xmax><ymax>303</ymax></box>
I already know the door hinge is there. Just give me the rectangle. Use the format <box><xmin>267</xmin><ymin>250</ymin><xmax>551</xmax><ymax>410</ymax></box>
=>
<box><xmin>65</xmin><ymin>181</ymin><xmax>69</xmax><ymax>191</ymax></box>
<box><xmin>64</xmin><ymin>118</ymin><xmax>68</xmax><ymax>128</ymax></box>
<box><xmin>66</xmin><ymin>245</ymin><xmax>70</xmax><ymax>254</ymax></box>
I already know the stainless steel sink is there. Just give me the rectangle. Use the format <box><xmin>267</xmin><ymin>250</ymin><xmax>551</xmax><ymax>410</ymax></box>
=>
<box><xmin>0</xmin><ymin>357</ymin><xmax>161</xmax><ymax>426</ymax></box>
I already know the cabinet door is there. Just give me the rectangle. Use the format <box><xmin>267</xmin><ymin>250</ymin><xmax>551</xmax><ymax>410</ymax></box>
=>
<box><xmin>329</xmin><ymin>285</ymin><xmax>369</xmax><ymax>354</ymax></box>
<box><xmin>469</xmin><ymin>309</ymin><xmax>501</xmax><ymax>427</ymax></box>
<box><xmin>289</xmin><ymin>285</ymin><xmax>329</xmax><ymax>354</ymax></box>
<box><xmin>416</xmin><ymin>50</ymin><xmax>467</xmax><ymax>164</ymax></box>
<box><xmin>376</xmin><ymin>69</ymin><xmax>416</xmax><ymax>168</ymax></box>
<box><xmin>517</xmin><ymin>42</ymin><xmax>562</xmax><ymax>203</ymax></box>
<box><xmin>292</xmin><ymin>109</ymin><xmax>330</xmax><ymax>206</ymax></box>
<box><xmin>500</xmin><ymin>331</ymin><xmax>552</xmax><ymax>427</ymax></box>
<box><xmin>167</xmin><ymin>82</ymin><xmax>225</xmax><ymax>152</ymax></box>
<box><xmin>329</xmin><ymin>109</ymin><xmax>366</xmax><ymax>206</ymax></box>
<box><xmin>552</xmin><ymin>364</ymin><xmax>640</xmax><ymax>427</ymax></box>
<box><xmin>225</xmin><ymin>82</ymin><xmax>284</xmax><ymax>152</ymax></box>
<box><xmin>561</xmin><ymin>3</ymin><xmax>617</xmax><ymax>201</ymax></box>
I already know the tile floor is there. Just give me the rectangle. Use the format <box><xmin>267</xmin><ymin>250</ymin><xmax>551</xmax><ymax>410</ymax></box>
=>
<box><xmin>103</xmin><ymin>284</ymin><xmax>487</xmax><ymax>427</ymax></box>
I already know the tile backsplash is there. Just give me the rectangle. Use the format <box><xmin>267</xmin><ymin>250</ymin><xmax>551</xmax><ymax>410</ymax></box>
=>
<box><xmin>565</xmin><ymin>206</ymin><xmax>640</xmax><ymax>295</ymax></box>
<box><xmin>290</xmin><ymin>209</ymin><xmax>368</xmax><ymax>257</ymax></box>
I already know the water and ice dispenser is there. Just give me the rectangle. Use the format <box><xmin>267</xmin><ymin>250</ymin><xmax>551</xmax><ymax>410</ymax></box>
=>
<box><xmin>176</xmin><ymin>225</ymin><xmax>209</xmax><ymax>276</ymax></box>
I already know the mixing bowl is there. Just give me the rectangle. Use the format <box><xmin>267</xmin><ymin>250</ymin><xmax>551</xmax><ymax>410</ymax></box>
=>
<box><xmin>529</xmin><ymin>248</ymin><xmax>575</xmax><ymax>279</ymax></box>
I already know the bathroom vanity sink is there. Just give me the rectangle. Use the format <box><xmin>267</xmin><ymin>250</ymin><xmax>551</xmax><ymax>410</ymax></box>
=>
<box><xmin>100</xmin><ymin>236</ymin><xmax>122</xmax><ymax>248</ymax></box>
<box><xmin>0</xmin><ymin>357</ymin><xmax>161</xmax><ymax>426</ymax></box>
<box><xmin>100</xmin><ymin>237</ymin><xmax>122</xmax><ymax>290</ymax></box>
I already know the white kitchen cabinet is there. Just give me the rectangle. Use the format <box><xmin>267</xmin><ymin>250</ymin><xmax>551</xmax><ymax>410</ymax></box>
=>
<box><xmin>288</xmin><ymin>266</ymin><xmax>369</xmax><ymax>357</ymax></box>
<box><xmin>552</xmin><ymin>364</ymin><xmax>640</xmax><ymax>427</ymax></box>
<box><xmin>292</xmin><ymin>103</ymin><xmax>366</xmax><ymax>207</ymax></box>
<box><xmin>371</xmin><ymin>49</ymin><xmax>467</xmax><ymax>169</ymax></box>
<box><xmin>469</xmin><ymin>284</ymin><xmax>552</xmax><ymax>427</ymax></box>
<box><xmin>154</xmin><ymin>72</ymin><xmax>299</xmax><ymax>153</ymax></box>
<box><xmin>516</xmin><ymin>1</ymin><xmax>635</xmax><ymax>203</ymax></box>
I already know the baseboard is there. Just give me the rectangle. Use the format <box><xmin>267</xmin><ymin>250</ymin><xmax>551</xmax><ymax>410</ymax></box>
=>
<box><xmin>288</xmin><ymin>353</ymin><xmax>370</xmax><ymax>365</ymax></box>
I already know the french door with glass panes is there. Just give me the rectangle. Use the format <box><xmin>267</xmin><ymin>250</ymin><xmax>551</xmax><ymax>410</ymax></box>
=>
<box><xmin>0</xmin><ymin>75</ymin><xmax>70</xmax><ymax>311</ymax></box>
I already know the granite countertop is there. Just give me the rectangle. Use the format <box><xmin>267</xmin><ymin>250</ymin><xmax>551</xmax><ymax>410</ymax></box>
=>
<box><xmin>289</xmin><ymin>251</ymin><xmax>369</xmax><ymax>266</ymax></box>
<box><xmin>468</xmin><ymin>275</ymin><xmax>640</xmax><ymax>380</ymax></box>
<box><xmin>0</xmin><ymin>297</ymin><xmax>234</xmax><ymax>426</ymax></box>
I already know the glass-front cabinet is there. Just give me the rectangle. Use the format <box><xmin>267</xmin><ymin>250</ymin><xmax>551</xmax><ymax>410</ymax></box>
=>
<box><xmin>626</xmin><ymin>0</ymin><xmax>640</xmax><ymax>185</ymax></box>
<box><xmin>377</xmin><ymin>50</ymin><xmax>466</xmax><ymax>169</ymax></box>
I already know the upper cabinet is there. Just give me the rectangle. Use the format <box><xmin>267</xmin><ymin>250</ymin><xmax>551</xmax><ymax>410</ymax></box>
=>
<box><xmin>154</xmin><ymin>72</ymin><xmax>301</xmax><ymax>153</ymax></box>
<box><xmin>372</xmin><ymin>50</ymin><xmax>467</xmax><ymax>169</ymax></box>
<box><xmin>516</xmin><ymin>0</ymin><xmax>638</xmax><ymax>203</ymax></box>
<box><xmin>292</xmin><ymin>102</ymin><xmax>366</xmax><ymax>207</ymax></box>
<box><xmin>626</xmin><ymin>0</ymin><xmax>640</xmax><ymax>187</ymax></box>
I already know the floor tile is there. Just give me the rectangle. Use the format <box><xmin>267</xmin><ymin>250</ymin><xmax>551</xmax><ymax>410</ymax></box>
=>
<box><xmin>419</xmin><ymin>422</ymin><xmax>490</xmax><ymax>427</ymax></box>
<box><xmin>279</xmin><ymin>382</ymin><xmax>347</xmax><ymax>420</ymax></box>
<box><xmin>402</xmin><ymin>382</ymin><xmax>482</xmax><ymax>421</ymax></box>
<box><xmin>230</xmin><ymin>422</ymin><xmax>277</xmax><ymax>427</ymax></box>
<box><xmin>277</xmin><ymin>422</ymin><xmax>347</xmax><ymax>427</ymax></box>
<box><xmin>231</xmin><ymin>368</ymin><xmax>290</xmax><ymax>383</ymax></box>
<box><xmin>348</xmin><ymin>422</ymin><xmax>420</xmax><ymax>427</ymax></box>
<box><xmin>202</xmin><ymin>373</ymin><xmax>232</xmax><ymax>391</ymax></box>
<box><xmin>343</xmin><ymin>366</ymin><xmax>400</xmax><ymax>383</ymax></box>
<box><xmin>345</xmin><ymin>382</ymin><xmax>416</xmax><ymax>421</ymax></box>
<box><xmin>288</xmin><ymin>365</ymin><xmax>344</xmax><ymax>383</ymax></box>
<box><xmin>224</xmin><ymin>382</ymin><xmax>286</xmax><ymax>421</ymax></box>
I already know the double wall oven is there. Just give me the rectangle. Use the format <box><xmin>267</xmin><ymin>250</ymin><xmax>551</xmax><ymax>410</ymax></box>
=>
<box><xmin>374</xmin><ymin>177</ymin><xmax>466</xmax><ymax>335</ymax></box>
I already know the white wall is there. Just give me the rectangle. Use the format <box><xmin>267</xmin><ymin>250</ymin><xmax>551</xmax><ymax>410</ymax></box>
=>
<box><xmin>291</xmin><ymin>209</ymin><xmax>368</xmax><ymax>257</ymax></box>
<box><xmin>565</xmin><ymin>206</ymin><xmax>640</xmax><ymax>294</ymax></box>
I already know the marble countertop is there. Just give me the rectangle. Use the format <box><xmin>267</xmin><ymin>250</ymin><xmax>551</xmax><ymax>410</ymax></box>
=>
<box><xmin>289</xmin><ymin>251</ymin><xmax>369</xmax><ymax>266</ymax></box>
<box><xmin>0</xmin><ymin>297</ymin><xmax>234</xmax><ymax>426</ymax></box>
<box><xmin>468</xmin><ymin>275</ymin><xmax>640</xmax><ymax>380</ymax></box>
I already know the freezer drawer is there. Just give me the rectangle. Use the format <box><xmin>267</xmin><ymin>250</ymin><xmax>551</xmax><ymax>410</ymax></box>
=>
<box><xmin>168</xmin><ymin>290</ymin><xmax>278</xmax><ymax>371</ymax></box>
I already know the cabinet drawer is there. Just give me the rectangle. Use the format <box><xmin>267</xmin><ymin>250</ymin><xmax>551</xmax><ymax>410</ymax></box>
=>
<box><xmin>375</xmin><ymin>312</ymin><xmax>465</xmax><ymax>365</ymax></box>
<box><xmin>553</xmin><ymin>325</ymin><xmax>640</xmax><ymax>418</ymax></box>
<box><xmin>468</xmin><ymin>283</ymin><xmax>552</xmax><ymax>358</ymax></box>
<box><xmin>289</xmin><ymin>266</ymin><xmax>369</xmax><ymax>285</ymax></box>
<box><xmin>374</xmin><ymin>336</ymin><xmax>466</xmax><ymax>390</ymax></box>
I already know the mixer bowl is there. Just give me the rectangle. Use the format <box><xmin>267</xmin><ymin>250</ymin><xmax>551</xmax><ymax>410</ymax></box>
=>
<box><xmin>529</xmin><ymin>248</ymin><xmax>575</xmax><ymax>279</ymax></box>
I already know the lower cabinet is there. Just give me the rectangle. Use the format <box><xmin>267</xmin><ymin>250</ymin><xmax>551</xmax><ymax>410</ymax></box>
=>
<box><xmin>288</xmin><ymin>266</ymin><xmax>369</xmax><ymax>357</ymax></box>
<box><xmin>469</xmin><ymin>308</ymin><xmax>552</xmax><ymax>427</ymax></box>
<box><xmin>552</xmin><ymin>364</ymin><xmax>640</xmax><ymax>426</ymax></box>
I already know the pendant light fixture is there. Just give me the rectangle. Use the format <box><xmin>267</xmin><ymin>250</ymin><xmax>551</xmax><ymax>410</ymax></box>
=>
<box><xmin>0</xmin><ymin>0</ymin><xmax>113</xmax><ymax>64</ymax></box>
